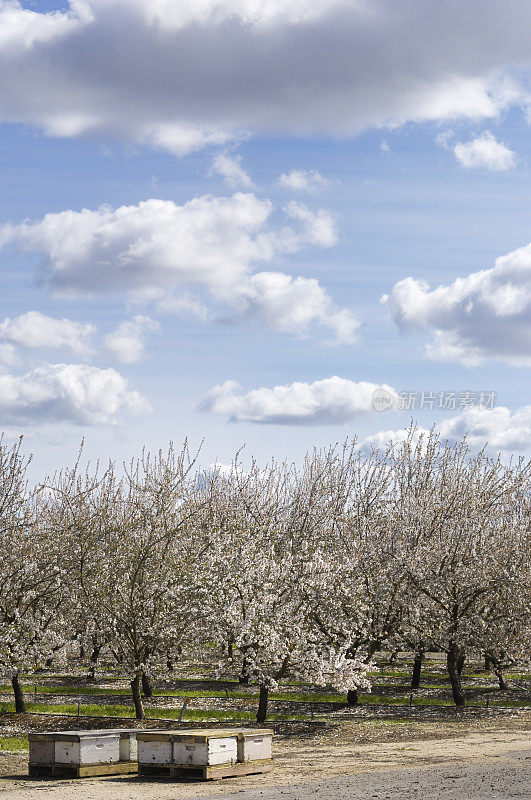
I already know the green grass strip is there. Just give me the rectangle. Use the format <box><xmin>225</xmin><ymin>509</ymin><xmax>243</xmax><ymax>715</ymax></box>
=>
<box><xmin>0</xmin><ymin>735</ymin><xmax>28</xmax><ymax>753</ymax></box>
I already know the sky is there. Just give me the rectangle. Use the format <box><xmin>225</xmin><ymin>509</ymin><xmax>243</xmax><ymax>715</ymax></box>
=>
<box><xmin>1</xmin><ymin>0</ymin><xmax>531</xmax><ymax>476</ymax></box>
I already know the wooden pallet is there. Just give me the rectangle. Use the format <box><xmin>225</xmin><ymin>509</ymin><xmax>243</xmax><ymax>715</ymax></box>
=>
<box><xmin>138</xmin><ymin>759</ymin><xmax>274</xmax><ymax>781</ymax></box>
<box><xmin>137</xmin><ymin>762</ymin><xmax>172</xmax><ymax>777</ymax></box>
<box><xmin>29</xmin><ymin>761</ymin><xmax>138</xmax><ymax>778</ymax></box>
<box><xmin>172</xmin><ymin>759</ymin><xmax>274</xmax><ymax>781</ymax></box>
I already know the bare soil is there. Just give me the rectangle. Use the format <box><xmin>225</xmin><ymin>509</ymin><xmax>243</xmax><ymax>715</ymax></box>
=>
<box><xmin>0</xmin><ymin>711</ymin><xmax>529</xmax><ymax>799</ymax></box>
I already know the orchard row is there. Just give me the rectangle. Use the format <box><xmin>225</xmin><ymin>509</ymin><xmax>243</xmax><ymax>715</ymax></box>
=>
<box><xmin>0</xmin><ymin>427</ymin><xmax>529</xmax><ymax>721</ymax></box>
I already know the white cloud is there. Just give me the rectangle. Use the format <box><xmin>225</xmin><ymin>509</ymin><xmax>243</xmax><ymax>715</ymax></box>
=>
<box><xmin>436</xmin><ymin>130</ymin><xmax>454</xmax><ymax>149</ymax></box>
<box><xmin>0</xmin><ymin>0</ymin><xmax>89</xmax><ymax>50</ymax></box>
<box><xmin>361</xmin><ymin>426</ymin><xmax>426</xmax><ymax>452</ymax></box>
<box><xmin>382</xmin><ymin>240</ymin><xmax>531</xmax><ymax>365</ymax></box>
<box><xmin>1</xmin><ymin>1</ymin><xmax>531</xmax><ymax>154</ymax></box>
<box><xmin>145</xmin><ymin>291</ymin><xmax>209</xmax><ymax>320</ymax></box>
<box><xmin>141</xmin><ymin>124</ymin><xmax>233</xmax><ymax>157</ymax></box>
<box><xmin>105</xmin><ymin>315</ymin><xmax>160</xmax><ymax>363</ymax></box>
<box><xmin>208</xmin><ymin>461</ymin><xmax>240</xmax><ymax>479</ymax></box>
<box><xmin>212</xmin><ymin>152</ymin><xmax>253</xmax><ymax>188</ymax></box>
<box><xmin>115</xmin><ymin>0</ymin><xmax>349</xmax><ymax>29</ymax></box>
<box><xmin>0</xmin><ymin>362</ymin><xmax>150</xmax><ymax>425</ymax></box>
<box><xmin>233</xmin><ymin>272</ymin><xmax>360</xmax><ymax>343</ymax></box>
<box><xmin>363</xmin><ymin>404</ymin><xmax>531</xmax><ymax>453</ymax></box>
<box><xmin>439</xmin><ymin>404</ymin><xmax>531</xmax><ymax>451</ymax></box>
<box><xmin>278</xmin><ymin>169</ymin><xmax>329</xmax><ymax>193</ymax></box>
<box><xmin>0</xmin><ymin>194</ymin><xmax>280</xmax><ymax>294</ymax></box>
<box><xmin>453</xmin><ymin>131</ymin><xmax>516</xmax><ymax>171</ymax></box>
<box><xmin>0</xmin><ymin>311</ymin><xmax>95</xmax><ymax>356</ymax></box>
<box><xmin>283</xmin><ymin>201</ymin><xmax>337</xmax><ymax>247</ymax></box>
<box><xmin>1</xmin><ymin>194</ymin><xmax>356</xmax><ymax>343</ymax></box>
<box><xmin>198</xmin><ymin>376</ymin><xmax>398</xmax><ymax>424</ymax></box>
<box><xmin>0</xmin><ymin>343</ymin><xmax>19</xmax><ymax>370</ymax></box>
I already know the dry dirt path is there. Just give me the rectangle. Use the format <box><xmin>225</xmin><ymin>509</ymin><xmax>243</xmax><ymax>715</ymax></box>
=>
<box><xmin>1</xmin><ymin>726</ymin><xmax>529</xmax><ymax>800</ymax></box>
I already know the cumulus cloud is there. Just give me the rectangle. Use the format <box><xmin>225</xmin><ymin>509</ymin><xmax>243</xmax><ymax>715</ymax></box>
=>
<box><xmin>233</xmin><ymin>272</ymin><xmax>359</xmax><ymax>343</ymax></box>
<box><xmin>1</xmin><ymin>193</ymin><xmax>355</xmax><ymax>343</ymax></box>
<box><xmin>278</xmin><ymin>169</ymin><xmax>329</xmax><ymax>193</ymax></box>
<box><xmin>212</xmin><ymin>152</ymin><xmax>253</xmax><ymax>188</ymax></box>
<box><xmin>0</xmin><ymin>0</ymin><xmax>88</xmax><ymax>50</ymax></box>
<box><xmin>141</xmin><ymin>124</ymin><xmax>232</xmax><ymax>157</ymax></box>
<box><xmin>2</xmin><ymin>1</ymin><xmax>531</xmax><ymax>154</ymax></box>
<box><xmin>198</xmin><ymin>376</ymin><xmax>398</xmax><ymax>424</ymax></box>
<box><xmin>382</xmin><ymin>240</ymin><xmax>531</xmax><ymax>365</ymax></box>
<box><xmin>453</xmin><ymin>131</ymin><xmax>516</xmax><ymax>171</ymax></box>
<box><xmin>0</xmin><ymin>311</ymin><xmax>95</xmax><ymax>356</ymax></box>
<box><xmin>105</xmin><ymin>315</ymin><xmax>160</xmax><ymax>363</ymax></box>
<box><xmin>0</xmin><ymin>343</ymin><xmax>19</xmax><ymax>370</ymax></box>
<box><xmin>439</xmin><ymin>404</ymin><xmax>531</xmax><ymax>451</ymax></box>
<box><xmin>363</xmin><ymin>404</ymin><xmax>531</xmax><ymax>453</ymax></box>
<box><xmin>282</xmin><ymin>201</ymin><xmax>337</xmax><ymax>247</ymax></box>
<box><xmin>0</xmin><ymin>194</ymin><xmax>302</xmax><ymax>294</ymax></box>
<box><xmin>137</xmin><ymin>290</ymin><xmax>209</xmax><ymax>320</ymax></box>
<box><xmin>0</xmin><ymin>362</ymin><xmax>150</xmax><ymax>425</ymax></box>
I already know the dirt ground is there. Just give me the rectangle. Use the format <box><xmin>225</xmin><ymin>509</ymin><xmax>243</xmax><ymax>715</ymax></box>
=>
<box><xmin>0</xmin><ymin>712</ymin><xmax>529</xmax><ymax>800</ymax></box>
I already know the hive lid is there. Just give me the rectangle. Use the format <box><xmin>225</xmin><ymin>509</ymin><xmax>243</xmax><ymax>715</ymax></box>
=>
<box><xmin>136</xmin><ymin>729</ymin><xmax>177</xmax><ymax>740</ymax></box>
<box><xmin>136</xmin><ymin>727</ymin><xmax>274</xmax><ymax>743</ymax></box>
<box><xmin>28</xmin><ymin>728</ymin><xmax>138</xmax><ymax>741</ymax></box>
<box><xmin>171</xmin><ymin>728</ymin><xmax>240</xmax><ymax>742</ymax></box>
<box><xmin>172</xmin><ymin>728</ymin><xmax>273</xmax><ymax>742</ymax></box>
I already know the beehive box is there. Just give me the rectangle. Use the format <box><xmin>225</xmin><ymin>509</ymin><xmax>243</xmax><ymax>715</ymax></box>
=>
<box><xmin>172</xmin><ymin>730</ymin><xmax>238</xmax><ymax>767</ymax></box>
<box><xmin>54</xmin><ymin>731</ymin><xmax>120</xmax><ymax>765</ymax></box>
<box><xmin>137</xmin><ymin>730</ymin><xmax>174</xmax><ymax>772</ymax></box>
<box><xmin>28</xmin><ymin>735</ymin><xmax>54</xmax><ymax>767</ymax></box>
<box><xmin>119</xmin><ymin>731</ymin><xmax>138</xmax><ymax>761</ymax></box>
<box><xmin>137</xmin><ymin>728</ymin><xmax>274</xmax><ymax>780</ymax></box>
<box><xmin>237</xmin><ymin>729</ymin><xmax>274</xmax><ymax>763</ymax></box>
<box><xmin>28</xmin><ymin>729</ymin><xmax>138</xmax><ymax>777</ymax></box>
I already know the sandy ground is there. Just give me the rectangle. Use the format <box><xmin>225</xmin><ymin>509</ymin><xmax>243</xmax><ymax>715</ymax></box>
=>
<box><xmin>0</xmin><ymin>722</ymin><xmax>530</xmax><ymax>800</ymax></box>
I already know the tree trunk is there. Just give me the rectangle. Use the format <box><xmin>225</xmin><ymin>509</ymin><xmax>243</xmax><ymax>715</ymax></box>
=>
<box><xmin>239</xmin><ymin>657</ymin><xmax>250</xmax><ymax>685</ymax></box>
<box><xmin>166</xmin><ymin>658</ymin><xmax>174</xmax><ymax>672</ymax></box>
<box><xmin>142</xmin><ymin>672</ymin><xmax>153</xmax><ymax>697</ymax></box>
<box><xmin>131</xmin><ymin>674</ymin><xmax>145</xmax><ymax>720</ymax></box>
<box><xmin>411</xmin><ymin>647</ymin><xmax>424</xmax><ymax>690</ymax></box>
<box><xmin>347</xmin><ymin>689</ymin><xmax>359</xmax><ymax>705</ymax></box>
<box><xmin>12</xmin><ymin>672</ymin><xmax>26</xmax><ymax>714</ymax></box>
<box><xmin>88</xmin><ymin>644</ymin><xmax>101</xmax><ymax>681</ymax></box>
<box><xmin>110</xmin><ymin>647</ymin><xmax>123</xmax><ymax>664</ymax></box>
<box><xmin>447</xmin><ymin>643</ymin><xmax>465</xmax><ymax>707</ymax></box>
<box><xmin>456</xmin><ymin>653</ymin><xmax>466</xmax><ymax>677</ymax></box>
<box><xmin>494</xmin><ymin>668</ymin><xmax>507</xmax><ymax>690</ymax></box>
<box><xmin>256</xmin><ymin>685</ymin><xmax>269</xmax><ymax>723</ymax></box>
<box><xmin>484</xmin><ymin>653</ymin><xmax>494</xmax><ymax>670</ymax></box>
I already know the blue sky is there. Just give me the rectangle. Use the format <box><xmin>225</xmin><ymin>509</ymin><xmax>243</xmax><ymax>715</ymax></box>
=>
<box><xmin>1</xmin><ymin>1</ymin><xmax>531</xmax><ymax>475</ymax></box>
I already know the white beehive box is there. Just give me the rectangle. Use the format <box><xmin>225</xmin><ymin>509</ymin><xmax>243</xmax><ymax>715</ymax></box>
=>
<box><xmin>119</xmin><ymin>731</ymin><xmax>137</xmax><ymax>761</ymax></box>
<box><xmin>55</xmin><ymin>733</ymin><xmax>119</xmax><ymax>765</ymax></box>
<box><xmin>173</xmin><ymin>730</ymin><xmax>238</xmax><ymax>767</ymax></box>
<box><xmin>28</xmin><ymin>735</ymin><xmax>55</xmax><ymax>766</ymax></box>
<box><xmin>29</xmin><ymin>729</ymin><xmax>138</xmax><ymax>767</ymax></box>
<box><xmin>137</xmin><ymin>731</ymin><xmax>174</xmax><ymax>765</ymax></box>
<box><xmin>237</xmin><ymin>729</ymin><xmax>274</xmax><ymax>762</ymax></box>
